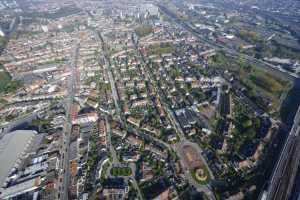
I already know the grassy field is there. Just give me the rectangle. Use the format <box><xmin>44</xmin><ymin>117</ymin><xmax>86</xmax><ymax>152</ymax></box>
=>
<box><xmin>237</xmin><ymin>29</ymin><xmax>263</xmax><ymax>44</ymax></box>
<box><xmin>111</xmin><ymin>167</ymin><xmax>132</xmax><ymax>177</ymax></box>
<box><xmin>191</xmin><ymin>165</ymin><xmax>211</xmax><ymax>185</ymax></box>
<box><xmin>135</xmin><ymin>25</ymin><xmax>153</xmax><ymax>37</ymax></box>
<box><xmin>0</xmin><ymin>64</ymin><xmax>21</xmax><ymax>94</ymax></box>
<box><xmin>209</xmin><ymin>53</ymin><xmax>292</xmax><ymax>110</ymax></box>
<box><xmin>147</xmin><ymin>43</ymin><xmax>174</xmax><ymax>55</ymax></box>
<box><xmin>228</xmin><ymin>101</ymin><xmax>261</xmax><ymax>157</ymax></box>
<box><xmin>0</xmin><ymin>36</ymin><xmax>6</xmax><ymax>49</ymax></box>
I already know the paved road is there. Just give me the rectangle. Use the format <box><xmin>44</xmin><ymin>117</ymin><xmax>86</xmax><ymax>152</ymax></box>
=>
<box><xmin>128</xmin><ymin>163</ymin><xmax>144</xmax><ymax>200</ymax></box>
<box><xmin>59</xmin><ymin>41</ymin><xmax>80</xmax><ymax>200</ymax></box>
<box><xmin>94</xmin><ymin>30</ymin><xmax>144</xmax><ymax>200</ymax></box>
<box><xmin>156</xmin><ymin>4</ymin><xmax>300</xmax><ymax>200</ymax></box>
<box><xmin>264</xmin><ymin>106</ymin><xmax>300</xmax><ymax>200</ymax></box>
<box><xmin>176</xmin><ymin>140</ymin><xmax>216</xmax><ymax>200</ymax></box>
<box><xmin>157</xmin><ymin>3</ymin><xmax>298</xmax><ymax>81</ymax></box>
<box><xmin>132</xmin><ymin>34</ymin><xmax>185</xmax><ymax>141</ymax></box>
<box><xmin>104</xmin><ymin>104</ymin><xmax>144</xmax><ymax>200</ymax></box>
<box><xmin>105</xmin><ymin>116</ymin><xmax>119</xmax><ymax>165</ymax></box>
<box><xmin>132</xmin><ymin>35</ymin><xmax>216</xmax><ymax>200</ymax></box>
<box><xmin>93</xmin><ymin>31</ymin><xmax>121</xmax><ymax>116</ymax></box>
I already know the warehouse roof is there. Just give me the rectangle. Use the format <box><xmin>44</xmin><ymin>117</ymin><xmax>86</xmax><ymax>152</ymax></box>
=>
<box><xmin>0</xmin><ymin>130</ymin><xmax>37</xmax><ymax>187</ymax></box>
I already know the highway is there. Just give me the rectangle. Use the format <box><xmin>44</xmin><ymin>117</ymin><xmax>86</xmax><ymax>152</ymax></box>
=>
<box><xmin>156</xmin><ymin>4</ymin><xmax>300</xmax><ymax>200</ymax></box>
<box><xmin>59</xmin><ymin>41</ymin><xmax>80</xmax><ymax>200</ymax></box>
<box><xmin>157</xmin><ymin>3</ymin><xmax>298</xmax><ymax>82</ymax></box>
<box><xmin>263</xmin><ymin>106</ymin><xmax>300</xmax><ymax>200</ymax></box>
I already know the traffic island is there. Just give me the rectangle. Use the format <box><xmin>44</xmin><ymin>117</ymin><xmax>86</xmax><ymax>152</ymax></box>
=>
<box><xmin>191</xmin><ymin>167</ymin><xmax>210</xmax><ymax>185</ymax></box>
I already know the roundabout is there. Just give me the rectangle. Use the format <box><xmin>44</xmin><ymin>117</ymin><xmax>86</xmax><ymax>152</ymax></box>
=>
<box><xmin>194</xmin><ymin>168</ymin><xmax>208</xmax><ymax>183</ymax></box>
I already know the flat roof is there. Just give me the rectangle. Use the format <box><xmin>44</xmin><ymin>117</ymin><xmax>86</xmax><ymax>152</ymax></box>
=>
<box><xmin>0</xmin><ymin>130</ymin><xmax>37</xmax><ymax>187</ymax></box>
<box><xmin>0</xmin><ymin>177</ymin><xmax>40</xmax><ymax>199</ymax></box>
<box><xmin>69</xmin><ymin>140</ymin><xmax>77</xmax><ymax>161</ymax></box>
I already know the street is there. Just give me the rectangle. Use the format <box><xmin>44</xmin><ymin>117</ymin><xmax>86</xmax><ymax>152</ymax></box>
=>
<box><xmin>59</xmin><ymin>40</ymin><xmax>80</xmax><ymax>200</ymax></box>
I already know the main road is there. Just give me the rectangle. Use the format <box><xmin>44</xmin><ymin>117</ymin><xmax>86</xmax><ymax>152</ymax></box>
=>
<box><xmin>93</xmin><ymin>31</ymin><xmax>121</xmax><ymax>117</ymax></box>
<box><xmin>132</xmin><ymin>34</ymin><xmax>216</xmax><ymax>200</ymax></box>
<box><xmin>59</xmin><ymin>41</ymin><xmax>80</xmax><ymax>200</ymax></box>
<box><xmin>157</xmin><ymin>2</ymin><xmax>298</xmax><ymax>81</ymax></box>
<box><xmin>155</xmin><ymin>3</ymin><xmax>300</xmax><ymax>200</ymax></box>
<box><xmin>94</xmin><ymin>30</ymin><xmax>144</xmax><ymax>200</ymax></box>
